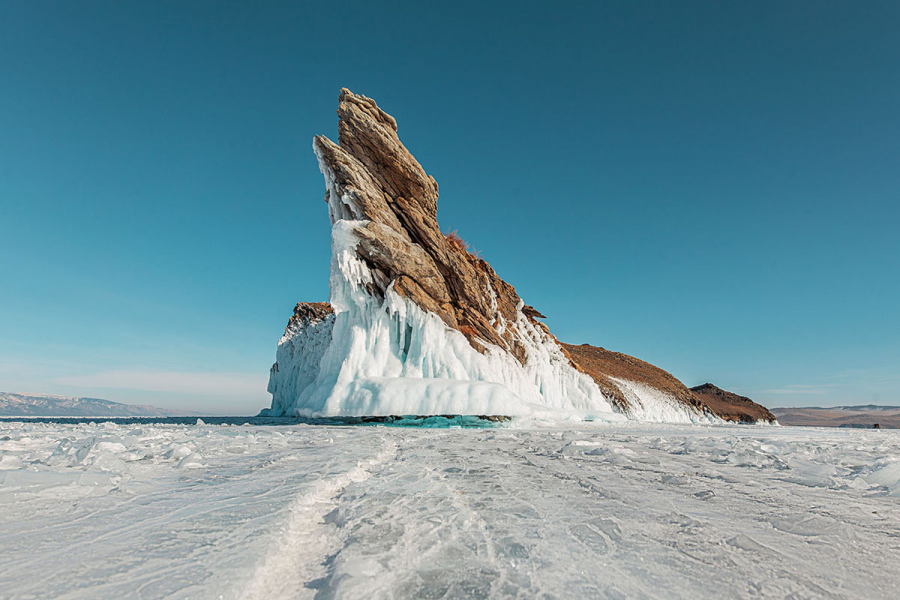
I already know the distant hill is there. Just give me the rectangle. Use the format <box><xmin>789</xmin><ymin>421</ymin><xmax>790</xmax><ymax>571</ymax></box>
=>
<box><xmin>0</xmin><ymin>391</ymin><xmax>202</xmax><ymax>417</ymax></box>
<box><xmin>771</xmin><ymin>405</ymin><xmax>900</xmax><ymax>429</ymax></box>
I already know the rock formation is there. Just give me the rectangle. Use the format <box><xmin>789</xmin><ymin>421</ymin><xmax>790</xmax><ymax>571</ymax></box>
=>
<box><xmin>690</xmin><ymin>383</ymin><xmax>776</xmax><ymax>424</ymax></box>
<box><xmin>264</xmin><ymin>89</ymin><xmax>773</xmax><ymax>423</ymax></box>
<box><xmin>312</xmin><ymin>90</ymin><xmax>533</xmax><ymax>361</ymax></box>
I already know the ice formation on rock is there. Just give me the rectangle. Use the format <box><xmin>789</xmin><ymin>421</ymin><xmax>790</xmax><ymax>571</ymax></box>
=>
<box><xmin>265</xmin><ymin>89</ymin><xmax>767</xmax><ymax>423</ymax></box>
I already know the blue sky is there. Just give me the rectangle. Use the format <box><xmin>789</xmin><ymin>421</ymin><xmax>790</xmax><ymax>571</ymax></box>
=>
<box><xmin>1</xmin><ymin>1</ymin><xmax>898</xmax><ymax>414</ymax></box>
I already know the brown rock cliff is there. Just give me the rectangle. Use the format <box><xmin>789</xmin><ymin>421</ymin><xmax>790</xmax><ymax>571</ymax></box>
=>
<box><xmin>314</xmin><ymin>89</ymin><xmax>539</xmax><ymax>363</ymax></box>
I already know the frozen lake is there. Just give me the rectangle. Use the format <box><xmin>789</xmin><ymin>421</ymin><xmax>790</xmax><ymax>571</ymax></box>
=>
<box><xmin>1</xmin><ymin>419</ymin><xmax>899</xmax><ymax>599</ymax></box>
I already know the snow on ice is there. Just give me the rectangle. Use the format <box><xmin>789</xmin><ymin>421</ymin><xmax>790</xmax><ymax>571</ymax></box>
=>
<box><xmin>2</xmin><ymin>419</ymin><xmax>899</xmax><ymax>599</ymax></box>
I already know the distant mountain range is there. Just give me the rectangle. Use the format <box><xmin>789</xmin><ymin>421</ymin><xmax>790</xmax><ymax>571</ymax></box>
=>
<box><xmin>771</xmin><ymin>405</ymin><xmax>900</xmax><ymax>429</ymax></box>
<box><xmin>0</xmin><ymin>391</ymin><xmax>203</xmax><ymax>417</ymax></box>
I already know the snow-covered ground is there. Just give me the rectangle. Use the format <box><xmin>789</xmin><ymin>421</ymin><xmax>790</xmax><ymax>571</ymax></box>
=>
<box><xmin>1</xmin><ymin>421</ymin><xmax>899</xmax><ymax>599</ymax></box>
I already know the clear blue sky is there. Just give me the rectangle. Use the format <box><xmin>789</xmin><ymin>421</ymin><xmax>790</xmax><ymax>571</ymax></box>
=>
<box><xmin>1</xmin><ymin>1</ymin><xmax>898</xmax><ymax>414</ymax></box>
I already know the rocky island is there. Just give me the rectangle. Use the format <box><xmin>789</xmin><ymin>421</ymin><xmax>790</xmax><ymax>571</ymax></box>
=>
<box><xmin>264</xmin><ymin>89</ymin><xmax>773</xmax><ymax>424</ymax></box>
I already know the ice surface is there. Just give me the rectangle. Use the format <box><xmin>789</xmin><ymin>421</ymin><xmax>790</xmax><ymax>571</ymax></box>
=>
<box><xmin>2</xmin><ymin>420</ymin><xmax>899</xmax><ymax>599</ymax></box>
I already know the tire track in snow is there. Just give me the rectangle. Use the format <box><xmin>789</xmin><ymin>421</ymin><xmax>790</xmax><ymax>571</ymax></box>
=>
<box><xmin>242</xmin><ymin>437</ymin><xmax>398</xmax><ymax>600</ymax></box>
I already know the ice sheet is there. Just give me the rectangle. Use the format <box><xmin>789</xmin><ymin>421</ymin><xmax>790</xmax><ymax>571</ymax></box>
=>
<box><xmin>2</xmin><ymin>421</ymin><xmax>899</xmax><ymax>599</ymax></box>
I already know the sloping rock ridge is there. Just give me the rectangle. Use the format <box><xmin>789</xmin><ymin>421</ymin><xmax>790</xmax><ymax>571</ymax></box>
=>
<box><xmin>264</xmin><ymin>89</ymin><xmax>772</xmax><ymax>423</ymax></box>
<box><xmin>690</xmin><ymin>383</ymin><xmax>777</xmax><ymax>424</ymax></box>
<box><xmin>560</xmin><ymin>344</ymin><xmax>703</xmax><ymax>415</ymax></box>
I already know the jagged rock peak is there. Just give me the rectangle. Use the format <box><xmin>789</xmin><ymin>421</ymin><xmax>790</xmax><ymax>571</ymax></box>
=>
<box><xmin>335</xmin><ymin>89</ymin><xmax>440</xmax><ymax>217</ymax></box>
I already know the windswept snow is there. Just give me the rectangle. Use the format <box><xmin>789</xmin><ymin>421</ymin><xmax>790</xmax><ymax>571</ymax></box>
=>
<box><xmin>2</xmin><ymin>420</ymin><xmax>899</xmax><ymax>599</ymax></box>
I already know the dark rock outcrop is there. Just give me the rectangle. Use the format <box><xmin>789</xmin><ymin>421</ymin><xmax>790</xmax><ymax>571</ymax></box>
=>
<box><xmin>286</xmin><ymin>302</ymin><xmax>333</xmax><ymax>328</ymax></box>
<box><xmin>690</xmin><ymin>383</ymin><xmax>776</xmax><ymax>424</ymax></box>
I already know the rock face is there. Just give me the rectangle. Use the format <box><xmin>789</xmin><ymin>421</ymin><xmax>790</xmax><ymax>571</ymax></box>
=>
<box><xmin>690</xmin><ymin>383</ymin><xmax>777</xmax><ymax>424</ymax></box>
<box><xmin>560</xmin><ymin>344</ymin><xmax>704</xmax><ymax>413</ymax></box>
<box><xmin>264</xmin><ymin>89</ymin><xmax>773</xmax><ymax>423</ymax></box>
<box><xmin>313</xmin><ymin>90</ymin><xmax>528</xmax><ymax>361</ymax></box>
